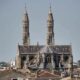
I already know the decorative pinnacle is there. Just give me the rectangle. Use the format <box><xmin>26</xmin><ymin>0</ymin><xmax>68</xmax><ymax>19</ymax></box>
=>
<box><xmin>49</xmin><ymin>0</ymin><xmax>52</xmax><ymax>13</ymax></box>
<box><xmin>24</xmin><ymin>2</ymin><xmax>28</xmax><ymax>14</ymax></box>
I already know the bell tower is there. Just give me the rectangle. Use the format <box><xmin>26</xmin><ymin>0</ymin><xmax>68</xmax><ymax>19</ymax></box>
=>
<box><xmin>22</xmin><ymin>5</ymin><xmax>30</xmax><ymax>46</ymax></box>
<box><xmin>47</xmin><ymin>6</ymin><xmax>54</xmax><ymax>45</ymax></box>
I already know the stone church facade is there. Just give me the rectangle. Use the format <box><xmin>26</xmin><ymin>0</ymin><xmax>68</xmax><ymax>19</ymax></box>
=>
<box><xmin>16</xmin><ymin>6</ymin><xmax>73</xmax><ymax>73</ymax></box>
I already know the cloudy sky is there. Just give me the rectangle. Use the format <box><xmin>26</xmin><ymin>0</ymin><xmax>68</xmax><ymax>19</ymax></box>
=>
<box><xmin>0</xmin><ymin>0</ymin><xmax>80</xmax><ymax>62</ymax></box>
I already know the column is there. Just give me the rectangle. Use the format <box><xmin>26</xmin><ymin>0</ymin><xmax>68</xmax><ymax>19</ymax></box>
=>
<box><xmin>16</xmin><ymin>55</ymin><xmax>21</xmax><ymax>69</ymax></box>
<box><xmin>40</xmin><ymin>53</ymin><xmax>45</xmax><ymax>69</ymax></box>
<box><xmin>51</xmin><ymin>54</ymin><xmax>55</xmax><ymax>69</ymax></box>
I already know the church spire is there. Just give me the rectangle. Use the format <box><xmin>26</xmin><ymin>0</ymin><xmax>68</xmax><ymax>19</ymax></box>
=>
<box><xmin>22</xmin><ymin>4</ymin><xmax>30</xmax><ymax>46</ymax></box>
<box><xmin>46</xmin><ymin>4</ymin><xmax>54</xmax><ymax>45</ymax></box>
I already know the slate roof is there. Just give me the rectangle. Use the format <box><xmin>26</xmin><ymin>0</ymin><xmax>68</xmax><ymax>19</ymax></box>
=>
<box><xmin>18</xmin><ymin>45</ymin><xmax>44</xmax><ymax>54</ymax></box>
<box><xmin>18</xmin><ymin>45</ymin><xmax>71</xmax><ymax>54</ymax></box>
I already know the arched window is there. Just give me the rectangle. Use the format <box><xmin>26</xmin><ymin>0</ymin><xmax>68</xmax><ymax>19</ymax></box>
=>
<box><xmin>22</xmin><ymin>56</ymin><xmax>26</xmax><ymax>61</ymax></box>
<box><xmin>63</xmin><ymin>55</ymin><xmax>69</xmax><ymax>62</ymax></box>
<box><xmin>46</xmin><ymin>54</ymin><xmax>51</xmax><ymax>63</ymax></box>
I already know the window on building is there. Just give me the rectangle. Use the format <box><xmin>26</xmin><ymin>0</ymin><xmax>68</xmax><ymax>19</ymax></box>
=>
<box><xmin>63</xmin><ymin>55</ymin><xmax>69</xmax><ymax>62</ymax></box>
<box><xmin>22</xmin><ymin>56</ymin><xmax>26</xmax><ymax>61</ymax></box>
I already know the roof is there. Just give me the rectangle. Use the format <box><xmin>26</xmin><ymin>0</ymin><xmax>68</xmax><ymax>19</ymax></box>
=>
<box><xmin>18</xmin><ymin>45</ymin><xmax>71</xmax><ymax>54</ymax></box>
<box><xmin>18</xmin><ymin>45</ymin><xmax>43</xmax><ymax>54</ymax></box>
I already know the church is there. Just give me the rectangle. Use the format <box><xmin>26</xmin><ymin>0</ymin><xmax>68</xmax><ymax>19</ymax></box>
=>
<box><xmin>16</xmin><ymin>5</ymin><xmax>73</xmax><ymax>74</ymax></box>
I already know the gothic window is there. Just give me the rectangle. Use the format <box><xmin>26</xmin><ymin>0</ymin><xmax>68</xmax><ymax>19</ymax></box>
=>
<box><xmin>21</xmin><ymin>56</ymin><xmax>26</xmax><ymax>68</ymax></box>
<box><xmin>46</xmin><ymin>54</ymin><xmax>51</xmax><ymax>63</ymax></box>
<box><xmin>22</xmin><ymin>56</ymin><xmax>26</xmax><ymax>61</ymax></box>
<box><xmin>63</xmin><ymin>55</ymin><xmax>69</xmax><ymax>62</ymax></box>
<box><xmin>58</xmin><ymin>55</ymin><xmax>61</xmax><ymax>61</ymax></box>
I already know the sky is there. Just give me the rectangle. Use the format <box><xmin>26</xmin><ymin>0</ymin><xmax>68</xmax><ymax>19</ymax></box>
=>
<box><xmin>0</xmin><ymin>0</ymin><xmax>80</xmax><ymax>62</ymax></box>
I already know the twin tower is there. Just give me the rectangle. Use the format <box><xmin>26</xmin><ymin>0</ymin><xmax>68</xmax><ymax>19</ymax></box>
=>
<box><xmin>23</xmin><ymin>6</ymin><xmax>54</xmax><ymax>46</ymax></box>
